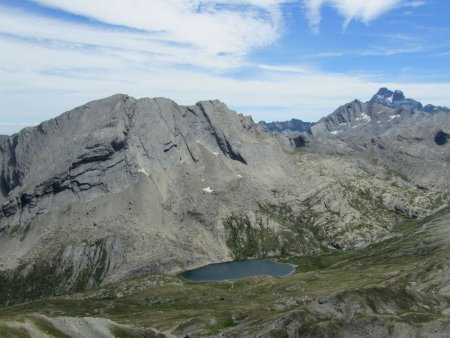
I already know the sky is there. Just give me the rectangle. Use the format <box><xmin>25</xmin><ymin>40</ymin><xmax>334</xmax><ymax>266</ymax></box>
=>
<box><xmin>0</xmin><ymin>0</ymin><xmax>449</xmax><ymax>135</ymax></box>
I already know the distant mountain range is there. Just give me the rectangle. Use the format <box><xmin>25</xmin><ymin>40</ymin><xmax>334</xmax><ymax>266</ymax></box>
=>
<box><xmin>259</xmin><ymin>87</ymin><xmax>449</xmax><ymax>133</ymax></box>
<box><xmin>258</xmin><ymin>119</ymin><xmax>315</xmax><ymax>134</ymax></box>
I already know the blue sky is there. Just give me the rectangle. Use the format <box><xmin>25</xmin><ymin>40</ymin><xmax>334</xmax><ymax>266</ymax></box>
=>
<box><xmin>0</xmin><ymin>0</ymin><xmax>449</xmax><ymax>134</ymax></box>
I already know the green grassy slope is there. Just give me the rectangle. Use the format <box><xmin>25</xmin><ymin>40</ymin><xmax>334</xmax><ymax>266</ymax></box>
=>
<box><xmin>0</xmin><ymin>207</ymin><xmax>449</xmax><ymax>337</ymax></box>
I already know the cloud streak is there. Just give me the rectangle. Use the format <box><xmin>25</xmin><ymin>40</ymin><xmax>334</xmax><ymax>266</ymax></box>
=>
<box><xmin>30</xmin><ymin>0</ymin><xmax>285</xmax><ymax>69</ymax></box>
<box><xmin>304</xmin><ymin>0</ymin><xmax>403</xmax><ymax>32</ymax></box>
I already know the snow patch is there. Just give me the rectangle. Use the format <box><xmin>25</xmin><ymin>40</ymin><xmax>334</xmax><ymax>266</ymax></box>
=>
<box><xmin>138</xmin><ymin>168</ymin><xmax>149</xmax><ymax>176</ymax></box>
<box><xmin>389</xmin><ymin>115</ymin><xmax>398</xmax><ymax>120</ymax></box>
<box><xmin>203</xmin><ymin>187</ymin><xmax>214</xmax><ymax>193</ymax></box>
<box><xmin>357</xmin><ymin>112</ymin><xmax>371</xmax><ymax>123</ymax></box>
<box><xmin>329</xmin><ymin>130</ymin><xmax>340</xmax><ymax>135</ymax></box>
<box><xmin>236</xmin><ymin>174</ymin><xmax>243</xmax><ymax>178</ymax></box>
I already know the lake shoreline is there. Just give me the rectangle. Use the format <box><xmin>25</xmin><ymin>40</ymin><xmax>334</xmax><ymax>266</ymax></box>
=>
<box><xmin>180</xmin><ymin>258</ymin><xmax>295</xmax><ymax>282</ymax></box>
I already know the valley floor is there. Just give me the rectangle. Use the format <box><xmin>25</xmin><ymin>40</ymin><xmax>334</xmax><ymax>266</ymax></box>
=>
<box><xmin>1</xmin><ymin>207</ymin><xmax>450</xmax><ymax>337</ymax></box>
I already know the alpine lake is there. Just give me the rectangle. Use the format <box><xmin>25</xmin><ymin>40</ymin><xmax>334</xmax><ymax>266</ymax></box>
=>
<box><xmin>181</xmin><ymin>259</ymin><xmax>294</xmax><ymax>282</ymax></box>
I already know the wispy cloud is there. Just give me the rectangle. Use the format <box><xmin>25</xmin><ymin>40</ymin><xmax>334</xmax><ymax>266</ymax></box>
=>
<box><xmin>303</xmin><ymin>0</ymin><xmax>405</xmax><ymax>32</ymax></box>
<box><xmin>357</xmin><ymin>45</ymin><xmax>424</xmax><ymax>56</ymax></box>
<box><xmin>257</xmin><ymin>64</ymin><xmax>312</xmax><ymax>74</ymax></box>
<box><xmin>29</xmin><ymin>0</ymin><xmax>285</xmax><ymax>69</ymax></box>
<box><xmin>304</xmin><ymin>0</ymin><xmax>323</xmax><ymax>34</ymax></box>
<box><xmin>309</xmin><ymin>52</ymin><xmax>345</xmax><ymax>57</ymax></box>
<box><xmin>307</xmin><ymin>44</ymin><xmax>423</xmax><ymax>58</ymax></box>
<box><xmin>405</xmin><ymin>1</ymin><xmax>427</xmax><ymax>8</ymax></box>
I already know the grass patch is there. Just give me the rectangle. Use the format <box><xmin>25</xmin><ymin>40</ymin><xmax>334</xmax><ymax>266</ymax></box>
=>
<box><xmin>0</xmin><ymin>324</ymin><xmax>31</xmax><ymax>338</ymax></box>
<box><xmin>224</xmin><ymin>202</ymin><xmax>323</xmax><ymax>260</ymax></box>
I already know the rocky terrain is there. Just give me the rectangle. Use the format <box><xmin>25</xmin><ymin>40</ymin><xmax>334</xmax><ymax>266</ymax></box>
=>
<box><xmin>297</xmin><ymin>96</ymin><xmax>450</xmax><ymax>191</ymax></box>
<box><xmin>0</xmin><ymin>88</ymin><xmax>449</xmax><ymax>337</ymax></box>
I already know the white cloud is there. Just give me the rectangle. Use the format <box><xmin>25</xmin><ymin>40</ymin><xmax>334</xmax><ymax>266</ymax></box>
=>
<box><xmin>304</xmin><ymin>0</ymin><xmax>323</xmax><ymax>34</ymax></box>
<box><xmin>304</xmin><ymin>0</ymin><xmax>403</xmax><ymax>32</ymax></box>
<box><xmin>30</xmin><ymin>0</ymin><xmax>284</xmax><ymax>68</ymax></box>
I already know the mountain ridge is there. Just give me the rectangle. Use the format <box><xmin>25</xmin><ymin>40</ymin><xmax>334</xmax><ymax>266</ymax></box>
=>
<box><xmin>258</xmin><ymin>118</ymin><xmax>315</xmax><ymax>135</ymax></box>
<box><xmin>0</xmin><ymin>91</ymin><xmax>449</xmax><ymax>306</ymax></box>
<box><xmin>258</xmin><ymin>87</ymin><xmax>449</xmax><ymax>135</ymax></box>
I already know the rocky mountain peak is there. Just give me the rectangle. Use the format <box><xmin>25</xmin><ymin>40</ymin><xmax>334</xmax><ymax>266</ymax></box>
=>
<box><xmin>372</xmin><ymin>87</ymin><xmax>394</xmax><ymax>102</ymax></box>
<box><xmin>308</xmin><ymin>99</ymin><xmax>379</xmax><ymax>137</ymax></box>
<box><xmin>392</xmin><ymin>89</ymin><xmax>406</xmax><ymax>102</ymax></box>
<box><xmin>369</xmin><ymin>87</ymin><xmax>449</xmax><ymax>113</ymax></box>
<box><xmin>369</xmin><ymin>87</ymin><xmax>420</xmax><ymax>110</ymax></box>
<box><xmin>0</xmin><ymin>94</ymin><xmax>291</xmax><ymax>292</ymax></box>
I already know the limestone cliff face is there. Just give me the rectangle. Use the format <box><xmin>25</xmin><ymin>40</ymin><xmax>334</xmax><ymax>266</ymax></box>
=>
<box><xmin>0</xmin><ymin>94</ymin><xmax>449</xmax><ymax>303</ymax></box>
<box><xmin>0</xmin><ymin>94</ymin><xmax>294</xmax><ymax>299</ymax></box>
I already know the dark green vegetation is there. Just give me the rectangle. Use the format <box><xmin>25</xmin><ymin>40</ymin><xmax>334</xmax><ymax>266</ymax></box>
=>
<box><xmin>0</xmin><ymin>239</ymin><xmax>111</xmax><ymax>306</ymax></box>
<box><xmin>0</xmin><ymin>207</ymin><xmax>449</xmax><ymax>336</ymax></box>
<box><xmin>224</xmin><ymin>202</ymin><xmax>323</xmax><ymax>260</ymax></box>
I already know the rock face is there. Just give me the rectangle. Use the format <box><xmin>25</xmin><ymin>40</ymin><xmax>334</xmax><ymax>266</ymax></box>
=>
<box><xmin>0</xmin><ymin>94</ymin><xmax>298</xmax><ymax>300</ymax></box>
<box><xmin>0</xmin><ymin>92</ymin><xmax>449</xmax><ymax>303</ymax></box>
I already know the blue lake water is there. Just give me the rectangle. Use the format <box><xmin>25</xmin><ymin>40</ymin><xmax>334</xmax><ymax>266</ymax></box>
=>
<box><xmin>181</xmin><ymin>259</ymin><xmax>294</xmax><ymax>282</ymax></box>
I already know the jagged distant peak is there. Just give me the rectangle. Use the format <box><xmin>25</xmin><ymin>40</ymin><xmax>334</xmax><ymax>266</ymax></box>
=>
<box><xmin>369</xmin><ymin>87</ymin><xmax>420</xmax><ymax>110</ymax></box>
<box><xmin>369</xmin><ymin>87</ymin><xmax>449</xmax><ymax>113</ymax></box>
